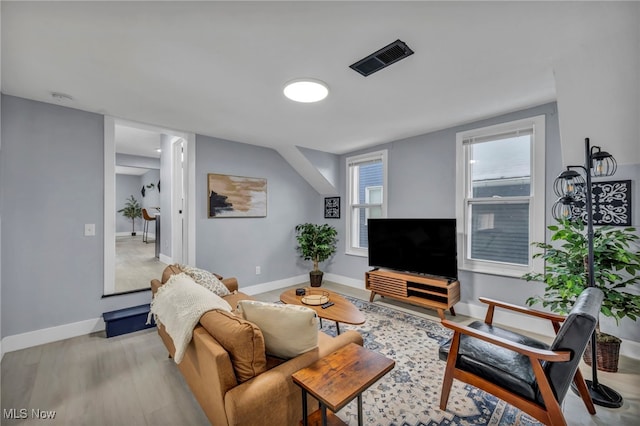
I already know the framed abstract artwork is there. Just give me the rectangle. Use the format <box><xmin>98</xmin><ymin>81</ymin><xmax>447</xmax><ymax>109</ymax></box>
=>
<box><xmin>324</xmin><ymin>197</ymin><xmax>340</xmax><ymax>219</ymax></box>
<box><xmin>571</xmin><ymin>180</ymin><xmax>632</xmax><ymax>226</ymax></box>
<box><xmin>208</xmin><ymin>173</ymin><xmax>267</xmax><ymax>218</ymax></box>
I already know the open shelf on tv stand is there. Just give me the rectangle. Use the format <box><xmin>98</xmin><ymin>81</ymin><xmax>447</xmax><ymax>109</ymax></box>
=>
<box><xmin>365</xmin><ymin>269</ymin><xmax>460</xmax><ymax>320</ymax></box>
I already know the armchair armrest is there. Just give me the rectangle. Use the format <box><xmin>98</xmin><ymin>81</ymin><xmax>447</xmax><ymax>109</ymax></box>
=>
<box><xmin>441</xmin><ymin>319</ymin><xmax>570</xmax><ymax>362</ymax></box>
<box><xmin>479</xmin><ymin>297</ymin><xmax>566</xmax><ymax>331</ymax></box>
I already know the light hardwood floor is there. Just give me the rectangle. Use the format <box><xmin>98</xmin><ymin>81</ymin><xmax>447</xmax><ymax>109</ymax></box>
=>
<box><xmin>115</xmin><ymin>235</ymin><xmax>167</xmax><ymax>294</ymax></box>
<box><xmin>1</xmin><ymin>282</ymin><xmax>638</xmax><ymax>425</ymax></box>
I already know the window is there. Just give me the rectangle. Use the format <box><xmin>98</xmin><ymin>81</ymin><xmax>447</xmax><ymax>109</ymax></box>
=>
<box><xmin>456</xmin><ymin>116</ymin><xmax>545</xmax><ymax>276</ymax></box>
<box><xmin>346</xmin><ymin>150</ymin><xmax>387</xmax><ymax>256</ymax></box>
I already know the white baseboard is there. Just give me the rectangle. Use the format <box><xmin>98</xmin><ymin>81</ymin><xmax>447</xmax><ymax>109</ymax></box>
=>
<box><xmin>324</xmin><ymin>273</ymin><xmax>366</xmax><ymax>289</ymax></box>
<box><xmin>2</xmin><ymin>274</ymin><xmax>638</xmax><ymax>361</ymax></box>
<box><xmin>241</xmin><ymin>274</ymin><xmax>308</xmax><ymax>296</ymax></box>
<box><xmin>159</xmin><ymin>253</ymin><xmax>172</xmax><ymax>265</ymax></box>
<box><xmin>116</xmin><ymin>231</ymin><xmax>156</xmax><ymax>239</ymax></box>
<box><xmin>239</xmin><ymin>273</ymin><xmax>364</xmax><ymax>297</ymax></box>
<box><xmin>1</xmin><ymin>318</ymin><xmax>105</xmax><ymax>355</ymax></box>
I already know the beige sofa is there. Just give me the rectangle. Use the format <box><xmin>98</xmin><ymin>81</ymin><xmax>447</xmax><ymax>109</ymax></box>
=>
<box><xmin>151</xmin><ymin>265</ymin><xmax>363</xmax><ymax>426</ymax></box>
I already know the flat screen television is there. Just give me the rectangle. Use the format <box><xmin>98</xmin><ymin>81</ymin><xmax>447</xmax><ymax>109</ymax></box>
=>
<box><xmin>367</xmin><ymin>218</ymin><xmax>458</xmax><ymax>280</ymax></box>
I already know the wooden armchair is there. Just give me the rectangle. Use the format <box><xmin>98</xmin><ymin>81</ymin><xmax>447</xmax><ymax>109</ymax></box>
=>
<box><xmin>438</xmin><ymin>288</ymin><xmax>603</xmax><ymax>426</ymax></box>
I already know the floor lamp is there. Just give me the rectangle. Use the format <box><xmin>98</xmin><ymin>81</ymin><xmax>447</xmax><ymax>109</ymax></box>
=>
<box><xmin>552</xmin><ymin>138</ymin><xmax>623</xmax><ymax>408</ymax></box>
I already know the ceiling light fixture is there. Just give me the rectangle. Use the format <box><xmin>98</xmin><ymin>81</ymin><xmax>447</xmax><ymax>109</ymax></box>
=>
<box><xmin>283</xmin><ymin>79</ymin><xmax>329</xmax><ymax>103</ymax></box>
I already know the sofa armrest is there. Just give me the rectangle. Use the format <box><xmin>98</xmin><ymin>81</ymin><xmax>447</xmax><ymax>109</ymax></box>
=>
<box><xmin>151</xmin><ymin>278</ymin><xmax>162</xmax><ymax>295</ymax></box>
<box><xmin>224</xmin><ymin>330</ymin><xmax>363</xmax><ymax>425</ymax></box>
<box><xmin>222</xmin><ymin>277</ymin><xmax>238</xmax><ymax>293</ymax></box>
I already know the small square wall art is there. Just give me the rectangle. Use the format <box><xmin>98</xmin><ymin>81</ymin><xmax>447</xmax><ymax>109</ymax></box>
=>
<box><xmin>208</xmin><ymin>173</ymin><xmax>267</xmax><ymax>218</ymax></box>
<box><xmin>324</xmin><ymin>197</ymin><xmax>340</xmax><ymax>219</ymax></box>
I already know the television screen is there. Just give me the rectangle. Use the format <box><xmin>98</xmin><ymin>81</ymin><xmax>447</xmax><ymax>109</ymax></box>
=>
<box><xmin>367</xmin><ymin>218</ymin><xmax>458</xmax><ymax>279</ymax></box>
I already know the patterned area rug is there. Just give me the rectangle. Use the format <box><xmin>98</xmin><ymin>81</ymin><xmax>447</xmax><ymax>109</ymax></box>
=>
<box><xmin>316</xmin><ymin>295</ymin><xmax>543</xmax><ymax>426</ymax></box>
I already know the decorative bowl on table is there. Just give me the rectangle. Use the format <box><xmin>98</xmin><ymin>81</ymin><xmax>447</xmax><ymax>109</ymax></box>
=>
<box><xmin>301</xmin><ymin>288</ymin><xmax>330</xmax><ymax>305</ymax></box>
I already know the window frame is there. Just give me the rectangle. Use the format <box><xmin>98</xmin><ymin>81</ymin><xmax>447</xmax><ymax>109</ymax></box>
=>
<box><xmin>455</xmin><ymin>115</ymin><xmax>546</xmax><ymax>277</ymax></box>
<box><xmin>345</xmin><ymin>150</ymin><xmax>388</xmax><ymax>257</ymax></box>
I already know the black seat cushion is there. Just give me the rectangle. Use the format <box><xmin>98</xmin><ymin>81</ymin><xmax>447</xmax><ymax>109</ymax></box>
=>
<box><xmin>439</xmin><ymin>321</ymin><xmax>549</xmax><ymax>402</ymax></box>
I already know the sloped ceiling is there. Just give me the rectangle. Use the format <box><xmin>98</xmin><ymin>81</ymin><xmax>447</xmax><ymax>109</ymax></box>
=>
<box><xmin>2</xmin><ymin>1</ymin><xmax>638</xmax><ymax>186</ymax></box>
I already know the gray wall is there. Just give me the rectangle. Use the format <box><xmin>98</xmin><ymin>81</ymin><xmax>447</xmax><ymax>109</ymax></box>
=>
<box><xmin>195</xmin><ymin>135</ymin><xmax>323</xmax><ymax>287</ymax></box>
<box><xmin>140</xmin><ymin>169</ymin><xmax>160</xmax><ymax>211</ymax></box>
<box><xmin>329</xmin><ymin>103</ymin><xmax>562</xmax><ymax>283</ymax></box>
<box><xmin>115</xmin><ymin>170</ymin><xmax>160</xmax><ymax>234</ymax></box>
<box><xmin>298</xmin><ymin>146</ymin><xmax>340</xmax><ymax>190</ymax></box>
<box><xmin>327</xmin><ymin>102</ymin><xmax>638</xmax><ymax>343</ymax></box>
<box><xmin>1</xmin><ymin>94</ymin><xmax>637</xmax><ymax>345</ymax></box>
<box><xmin>115</xmin><ymin>174</ymin><xmax>143</xmax><ymax>234</ymax></box>
<box><xmin>0</xmin><ymin>95</ymin><xmax>155</xmax><ymax>337</ymax></box>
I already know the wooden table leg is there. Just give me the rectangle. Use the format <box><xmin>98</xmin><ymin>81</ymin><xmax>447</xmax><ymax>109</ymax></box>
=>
<box><xmin>302</xmin><ymin>389</ymin><xmax>308</xmax><ymax>426</ymax></box>
<box><xmin>369</xmin><ymin>291</ymin><xmax>376</xmax><ymax>302</ymax></box>
<box><xmin>437</xmin><ymin>309</ymin><xmax>446</xmax><ymax>321</ymax></box>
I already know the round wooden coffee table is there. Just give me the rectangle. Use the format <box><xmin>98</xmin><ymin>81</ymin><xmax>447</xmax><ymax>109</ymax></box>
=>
<box><xmin>280</xmin><ymin>288</ymin><xmax>365</xmax><ymax>334</ymax></box>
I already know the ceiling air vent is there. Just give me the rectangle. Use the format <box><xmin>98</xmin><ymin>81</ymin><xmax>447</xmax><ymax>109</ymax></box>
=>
<box><xmin>350</xmin><ymin>39</ymin><xmax>414</xmax><ymax>77</ymax></box>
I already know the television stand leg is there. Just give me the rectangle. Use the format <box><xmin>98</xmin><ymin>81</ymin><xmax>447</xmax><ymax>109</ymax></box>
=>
<box><xmin>369</xmin><ymin>291</ymin><xmax>376</xmax><ymax>303</ymax></box>
<box><xmin>449</xmin><ymin>307</ymin><xmax>456</xmax><ymax>316</ymax></box>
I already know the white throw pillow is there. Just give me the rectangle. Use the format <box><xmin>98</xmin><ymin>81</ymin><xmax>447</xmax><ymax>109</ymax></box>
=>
<box><xmin>237</xmin><ymin>300</ymin><xmax>318</xmax><ymax>359</ymax></box>
<box><xmin>179</xmin><ymin>264</ymin><xmax>231</xmax><ymax>297</ymax></box>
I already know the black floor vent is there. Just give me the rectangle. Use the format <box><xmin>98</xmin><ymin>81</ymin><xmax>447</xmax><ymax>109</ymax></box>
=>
<box><xmin>350</xmin><ymin>39</ymin><xmax>414</xmax><ymax>77</ymax></box>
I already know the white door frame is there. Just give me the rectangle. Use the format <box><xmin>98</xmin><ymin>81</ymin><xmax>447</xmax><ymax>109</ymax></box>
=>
<box><xmin>103</xmin><ymin>116</ymin><xmax>196</xmax><ymax>295</ymax></box>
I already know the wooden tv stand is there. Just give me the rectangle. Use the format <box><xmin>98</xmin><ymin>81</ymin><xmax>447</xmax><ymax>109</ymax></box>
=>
<box><xmin>365</xmin><ymin>269</ymin><xmax>460</xmax><ymax>320</ymax></box>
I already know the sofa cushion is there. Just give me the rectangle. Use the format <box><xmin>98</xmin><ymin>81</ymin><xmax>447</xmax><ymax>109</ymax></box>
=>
<box><xmin>199</xmin><ymin>310</ymin><xmax>267</xmax><ymax>383</ymax></box>
<box><xmin>237</xmin><ymin>300</ymin><xmax>318</xmax><ymax>359</ymax></box>
<box><xmin>179</xmin><ymin>264</ymin><xmax>231</xmax><ymax>297</ymax></box>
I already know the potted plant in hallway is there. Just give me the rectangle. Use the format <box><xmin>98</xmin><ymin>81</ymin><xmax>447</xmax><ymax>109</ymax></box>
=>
<box><xmin>295</xmin><ymin>223</ymin><xmax>338</xmax><ymax>287</ymax></box>
<box><xmin>118</xmin><ymin>195</ymin><xmax>143</xmax><ymax>236</ymax></box>
<box><xmin>523</xmin><ymin>219</ymin><xmax>640</xmax><ymax>372</ymax></box>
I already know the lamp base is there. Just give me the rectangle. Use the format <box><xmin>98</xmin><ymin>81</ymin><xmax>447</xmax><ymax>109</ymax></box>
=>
<box><xmin>571</xmin><ymin>380</ymin><xmax>623</xmax><ymax>408</ymax></box>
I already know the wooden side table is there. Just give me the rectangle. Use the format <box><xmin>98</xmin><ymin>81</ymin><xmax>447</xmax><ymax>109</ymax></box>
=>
<box><xmin>292</xmin><ymin>343</ymin><xmax>395</xmax><ymax>426</ymax></box>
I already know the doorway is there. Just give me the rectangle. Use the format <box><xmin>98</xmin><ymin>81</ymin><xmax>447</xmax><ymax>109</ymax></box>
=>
<box><xmin>103</xmin><ymin>117</ymin><xmax>195</xmax><ymax>296</ymax></box>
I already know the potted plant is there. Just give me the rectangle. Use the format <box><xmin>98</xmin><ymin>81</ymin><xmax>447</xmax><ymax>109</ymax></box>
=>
<box><xmin>523</xmin><ymin>219</ymin><xmax>640</xmax><ymax>372</ymax></box>
<box><xmin>118</xmin><ymin>195</ymin><xmax>143</xmax><ymax>236</ymax></box>
<box><xmin>295</xmin><ymin>223</ymin><xmax>338</xmax><ymax>287</ymax></box>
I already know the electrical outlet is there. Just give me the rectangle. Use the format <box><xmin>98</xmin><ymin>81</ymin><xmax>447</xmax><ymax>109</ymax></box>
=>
<box><xmin>255</xmin><ymin>266</ymin><xmax>261</xmax><ymax>275</ymax></box>
<box><xmin>84</xmin><ymin>223</ymin><xmax>96</xmax><ymax>236</ymax></box>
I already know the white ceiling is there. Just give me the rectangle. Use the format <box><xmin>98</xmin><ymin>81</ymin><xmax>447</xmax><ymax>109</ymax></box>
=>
<box><xmin>1</xmin><ymin>1</ymin><xmax>636</xmax><ymax>156</ymax></box>
<box><xmin>114</xmin><ymin>124</ymin><xmax>163</xmax><ymax>159</ymax></box>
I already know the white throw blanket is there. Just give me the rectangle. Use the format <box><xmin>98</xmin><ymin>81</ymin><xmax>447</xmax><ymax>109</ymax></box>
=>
<box><xmin>148</xmin><ymin>273</ymin><xmax>232</xmax><ymax>363</ymax></box>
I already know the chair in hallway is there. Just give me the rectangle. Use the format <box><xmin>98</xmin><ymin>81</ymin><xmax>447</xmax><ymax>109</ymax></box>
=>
<box><xmin>142</xmin><ymin>208</ymin><xmax>156</xmax><ymax>243</ymax></box>
<box><xmin>438</xmin><ymin>287</ymin><xmax>603</xmax><ymax>426</ymax></box>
